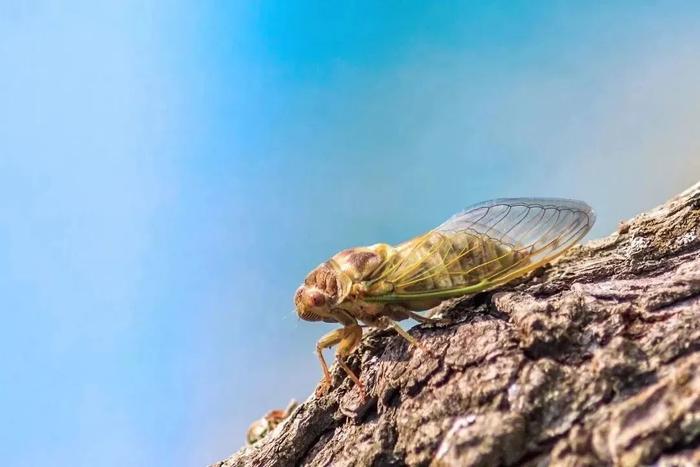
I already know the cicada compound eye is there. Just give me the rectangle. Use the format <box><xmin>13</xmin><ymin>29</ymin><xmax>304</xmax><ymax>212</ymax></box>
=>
<box><xmin>306</xmin><ymin>289</ymin><xmax>326</xmax><ymax>308</ymax></box>
<box><xmin>294</xmin><ymin>285</ymin><xmax>329</xmax><ymax>322</ymax></box>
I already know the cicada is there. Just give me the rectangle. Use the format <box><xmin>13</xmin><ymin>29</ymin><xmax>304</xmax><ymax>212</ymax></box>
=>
<box><xmin>294</xmin><ymin>198</ymin><xmax>595</xmax><ymax>396</ymax></box>
<box><xmin>246</xmin><ymin>400</ymin><xmax>298</xmax><ymax>445</ymax></box>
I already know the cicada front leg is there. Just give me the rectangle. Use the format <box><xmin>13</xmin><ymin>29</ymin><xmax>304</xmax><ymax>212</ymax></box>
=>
<box><xmin>315</xmin><ymin>324</ymin><xmax>364</xmax><ymax>397</ymax></box>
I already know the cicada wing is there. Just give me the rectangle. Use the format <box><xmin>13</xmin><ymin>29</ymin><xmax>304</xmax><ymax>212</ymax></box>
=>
<box><xmin>437</xmin><ymin>198</ymin><xmax>596</xmax><ymax>273</ymax></box>
<box><xmin>366</xmin><ymin>198</ymin><xmax>595</xmax><ymax>303</ymax></box>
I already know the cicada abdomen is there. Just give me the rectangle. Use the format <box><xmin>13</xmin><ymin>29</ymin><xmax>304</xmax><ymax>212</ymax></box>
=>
<box><xmin>375</xmin><ymin>230</ymin><xmax>524</xmax><ymax>294</ymax></box>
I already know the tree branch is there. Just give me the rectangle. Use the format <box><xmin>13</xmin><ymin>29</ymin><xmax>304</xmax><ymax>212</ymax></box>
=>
<box><xmin>214</xmin><ymin>182</ymin><xmax>700</xmax><ymax>467</ymax></box>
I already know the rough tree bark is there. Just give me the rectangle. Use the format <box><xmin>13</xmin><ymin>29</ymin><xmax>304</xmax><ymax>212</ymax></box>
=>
<box><xmin>215</xmin><ymin>182</ymin><xmax>700</xmax><ymax>467</ymax></box>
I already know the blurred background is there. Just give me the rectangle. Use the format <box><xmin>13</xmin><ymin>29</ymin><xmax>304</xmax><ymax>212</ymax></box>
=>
<box><xmin>2</xmin><ymin>1</ymin><xmax>700</xmax><ymax>466</ymax></box>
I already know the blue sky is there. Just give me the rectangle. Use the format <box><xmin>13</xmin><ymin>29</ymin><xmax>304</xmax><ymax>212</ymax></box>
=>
<box><xmin>1</xmin><ymin>2</ymin><xmax>700</xmax><ymax>466</ymax></box>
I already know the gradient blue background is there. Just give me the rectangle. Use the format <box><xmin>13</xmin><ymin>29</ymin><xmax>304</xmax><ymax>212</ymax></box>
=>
<box><xmin>2</xmin><ymin>2</ymin><xmax>700</xmax><ymax>466</ymax></box>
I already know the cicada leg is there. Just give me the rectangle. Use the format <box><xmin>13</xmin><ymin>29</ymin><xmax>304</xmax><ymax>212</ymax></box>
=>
<box><xmin>379</xmin><ymin>317</ymin><xmax>432</xmax><ymax>354</ymax></box>
<box><xmin>315</xmin><ymin>324</ymin><xmax>365</xmax><ymax>397</ymax></box>
<box><xmin>402</xmin><ymin>309</ymin><xmax>451</xmax><ymax>325</ymax></box>
<box><xmin>378</xmin><ymin>307</ymin><xmax>442</xmax><ymax>356</ymax></box>
<box><xmin>382</xmin><ymin>303</ymin><xmax>450</xmax><ymax>325</ymax></box>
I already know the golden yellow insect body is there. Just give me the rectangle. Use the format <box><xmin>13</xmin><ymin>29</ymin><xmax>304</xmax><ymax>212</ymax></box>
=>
<box><xmin>294</xmin><ymin>198</ymin><xmax>595</xmax><ymax>395</ymax></box>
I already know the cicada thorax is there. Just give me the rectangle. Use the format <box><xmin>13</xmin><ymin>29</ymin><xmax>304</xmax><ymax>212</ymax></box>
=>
<box><xmin>330</xmin><ymin>244</ymin><xmax>391</xmax><ymax>281</ymax></box>
<box><xmin>328</xmin><ymin>244</ymin><xmax>399</xmax><ymax>314</ymax></box>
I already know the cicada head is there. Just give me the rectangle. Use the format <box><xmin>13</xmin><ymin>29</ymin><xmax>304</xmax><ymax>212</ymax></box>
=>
<box><xmin>294</xmin><ymin>261</ymin><xmax>351</xmax><ymax>322</ymax></box>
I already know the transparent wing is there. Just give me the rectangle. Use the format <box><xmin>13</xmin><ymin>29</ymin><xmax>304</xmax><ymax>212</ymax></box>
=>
<box><xmin>437</xmin><ymin>197</ymin><xmax>595</xmax><ymax>259</ymax></box>
<box><xmin>366</xmin><ymin>198</ymin><xmax>595</xmax><ymax>302</ymax></box>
